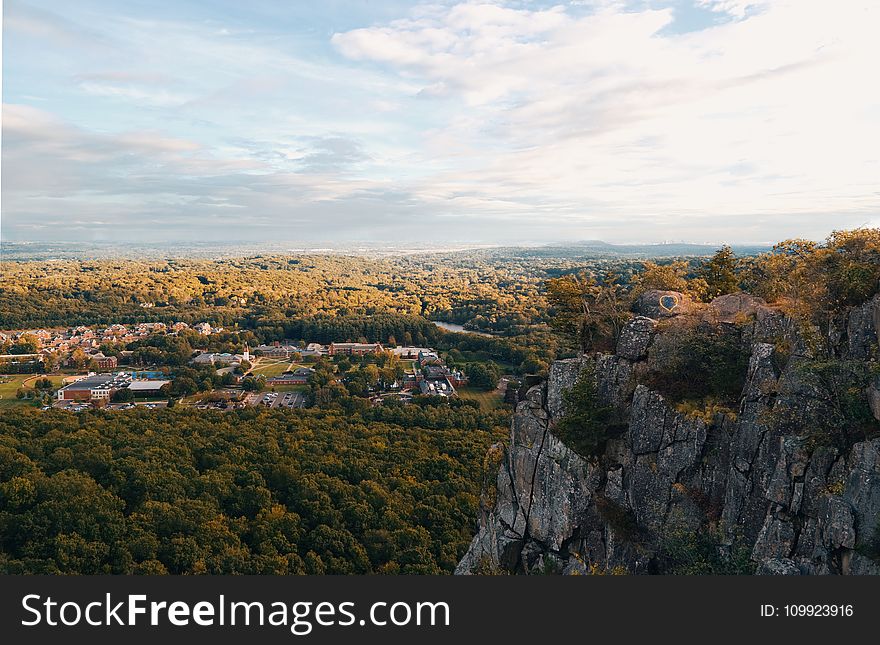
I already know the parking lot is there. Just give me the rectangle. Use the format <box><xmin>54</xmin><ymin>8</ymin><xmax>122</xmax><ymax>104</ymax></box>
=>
<box><xmin>247</xmin><ymin>390</ymin><xmax>307</xmax><ymax>409</ymax></box>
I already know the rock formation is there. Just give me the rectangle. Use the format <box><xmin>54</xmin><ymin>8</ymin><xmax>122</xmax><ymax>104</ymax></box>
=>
<box><xmin>457</xmin><ymin>292</ymin><xmax>880</xmax><ymax>575</ymax></box>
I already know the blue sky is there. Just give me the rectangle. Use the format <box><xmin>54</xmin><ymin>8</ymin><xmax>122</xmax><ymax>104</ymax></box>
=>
<box><xmin>2</xmin><ymin>0</ymin><xmax>879</xmax><ymax>245</ymax></box>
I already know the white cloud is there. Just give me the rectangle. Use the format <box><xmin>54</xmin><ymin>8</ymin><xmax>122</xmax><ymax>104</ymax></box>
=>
<box><xmin>331</xmin><ymin>0</ymin><xmax>880</xmax><ymax>239</ymax></box>
<box><xmin>4</xmin><ymin>1</ymin><xmax>878</xmax><ymax>244</ymax></box>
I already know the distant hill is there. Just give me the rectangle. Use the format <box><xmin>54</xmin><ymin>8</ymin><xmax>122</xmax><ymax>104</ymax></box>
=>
<box><xmin>539</xmin><ymin>240</ymin><xmax>771</xmax><ymax>258</ymax></box>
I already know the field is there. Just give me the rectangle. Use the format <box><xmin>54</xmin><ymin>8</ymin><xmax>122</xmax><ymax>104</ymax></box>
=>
<box><xmin>0</xmin><ymin>374</ymin><xmax>66</xmax><ymax>408</ymax></box>
<box><xmin>248</xmin><ymin>359</ymin><xmax>294</xmax><ymax>378</ymax></box>
<box><xmin>456</xmin><ymin>386</ymin><xmax>506</xmax><ymax>411</ymax></box>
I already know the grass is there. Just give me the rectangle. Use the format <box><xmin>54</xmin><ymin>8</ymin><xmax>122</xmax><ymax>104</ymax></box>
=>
<box><xmin>266</xmin><ymin>384</ymin><xmax>309</xmax><ymax>393</ymax></box>
<box><xmin>0</xmin><ymin>373</ymin><xmax>66</xmax><ymax>408</ymax></box>
<box><xmin>456</xmin><ymin>386</ymin><xmax>505</xmax><ymax>411</ymax></box>
<box><xmin>248</xmin><ymin>359</ymin><xmax>293</xmax><ymax>378</ymax></box>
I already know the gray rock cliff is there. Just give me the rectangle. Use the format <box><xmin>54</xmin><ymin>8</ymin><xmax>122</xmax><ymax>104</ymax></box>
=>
<box><xmin>457</xmin><ymin>297</ymin><xmax>880</xmax><ymax>575</ymax></box>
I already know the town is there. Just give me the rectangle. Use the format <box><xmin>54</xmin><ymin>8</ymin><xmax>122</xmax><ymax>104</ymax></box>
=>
<box><xmin>0</xmin><ymin>322</ymin><xmax>506</xmax><ymax>413</ymax></box>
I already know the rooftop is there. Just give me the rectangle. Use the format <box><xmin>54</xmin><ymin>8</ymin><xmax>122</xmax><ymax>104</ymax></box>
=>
<box><xmin>128</xmin><ymin>380</ymin><xmax>171</xmax><ymax>391</ymax></box>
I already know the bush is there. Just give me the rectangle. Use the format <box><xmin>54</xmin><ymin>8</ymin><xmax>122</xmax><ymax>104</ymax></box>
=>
<box><xmin>644</xmin><ymin>321</ymin><xmax>749</xmax><ymax>405</ymax></box>
<box><xmin>656</xmin><ymin>518</ymin><xmax>752</xmax><ymax>575</ymax></box>
<box><xmin>594</xmin><ymin>495</ymin><xmax>643</xmax><ymax>544</ymax></box>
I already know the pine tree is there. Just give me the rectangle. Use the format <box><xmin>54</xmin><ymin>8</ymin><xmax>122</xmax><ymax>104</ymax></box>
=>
<box><xmin>699</xmin><ymin>246</ymin><xmax>739</xmax><ymax>300</ymax></box>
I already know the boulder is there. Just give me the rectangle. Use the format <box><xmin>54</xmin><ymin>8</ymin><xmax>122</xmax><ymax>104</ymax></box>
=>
<box><xmin>616</xmin><ymin>316</ymin><xmax>657</xmax><ymax>360</ymax></box>
<box><xmin>633</xmin><ymin>290</ymin><xmax>694</xmax><ymax>319</ymax></box>
<box><xmin>709</xmin><ymin>292</ymin><xmax>771</xmax><ymax>323</ymax></box>
<box><xmin>845</xmin><ymin>294</ymin><xmax>880</xmax><ymax>359</ymax></box>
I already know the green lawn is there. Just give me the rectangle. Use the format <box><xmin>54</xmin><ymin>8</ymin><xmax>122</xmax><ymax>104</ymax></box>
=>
<box><xmin>248</xmin><ymin>359</ymin><xmax>293</xmax><ymax>378</ymax></box>
<box><xmin>266</xmin><ymin>384</ymin><xmax>309</xmax><ymax>393</ymax></box>
<box><xmin>456</xmin><ymin>386</ymin><xmax>505</xmax><ymax>411</ymax></box>
<box><xmin>0</xmin><ymin>374</ymin><xmax>65</xmax><ymax>408</ymax></box>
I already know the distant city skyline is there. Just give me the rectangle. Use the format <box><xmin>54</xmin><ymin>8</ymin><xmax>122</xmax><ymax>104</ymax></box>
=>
<box><xmin>2</xmin><ymin>0</ymin><xmax>879</xmax><ymax>245</ymax></box>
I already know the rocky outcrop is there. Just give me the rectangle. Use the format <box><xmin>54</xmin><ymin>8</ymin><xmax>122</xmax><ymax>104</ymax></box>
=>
<box><xmin>709</xmin><ymin>292</ymin><xmax>773</xmax><ymax>324</ymax></box>
<box><xmin>844</xmin><ymin>294</ymin><xmax>880</xmax><ymax>360</ymax></box>
<box><xmin>615</xmin><ymin>316</ymin><xmax>657</xmax><ymax>361</ymax></box>
<box><xmin>457</xmin><ymin>309</ymin><xmax>880</xmax><ymax>576</ymax></box>
<box><xmin>633</xmin><ymin>290</ymin><xmax>695</xmax><ymax>319</ymax></box>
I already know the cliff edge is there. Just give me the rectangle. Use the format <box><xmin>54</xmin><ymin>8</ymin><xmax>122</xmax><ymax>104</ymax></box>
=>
<box><xmin>456</xmin><ymin>292</ymin><xmax>880</xmax><ymax>575</ymax></box>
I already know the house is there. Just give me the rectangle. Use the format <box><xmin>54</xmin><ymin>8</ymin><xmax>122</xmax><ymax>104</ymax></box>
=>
<box><xmin>103</xmin><ymin>324</ymin><xmax>128</xmax><ymax>338</ymax></box>
<box><xmin>328</xmin><ymin>342</ymin><xmax>383</xmax><ymax>356</ymax></box>
<box><xmin>194</xmin><ymin>322</ymin><xmax>216</xmax><ymax>335</ymax></box>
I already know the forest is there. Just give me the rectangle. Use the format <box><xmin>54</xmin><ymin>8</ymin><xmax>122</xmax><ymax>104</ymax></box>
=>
<box><xmin>3</xmin><ymin>230</ymin><xmax>878</xmax><ymax>575</ymax></box>
<box><xmin>0</xmin><ymin>404</ymin><xmax>508</xmax><ymax>574</ymax></box>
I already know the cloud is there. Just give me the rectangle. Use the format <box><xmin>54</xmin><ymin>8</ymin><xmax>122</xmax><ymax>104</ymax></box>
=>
<box><xmin>329</xmin><ymin>0</ymin><xmax>880</xmax><ymax>237</ymax></box>
<box><xmin>3</xmin><ymin>1</ymin><xmax>879</xmax><ymax>245</ymax></box>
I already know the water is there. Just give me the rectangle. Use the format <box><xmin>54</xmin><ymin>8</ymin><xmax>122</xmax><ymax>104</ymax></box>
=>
<box><xmin>432</xmin><ymin>321</ymin><xmax>494</xmax><ymax>337</ymax></box>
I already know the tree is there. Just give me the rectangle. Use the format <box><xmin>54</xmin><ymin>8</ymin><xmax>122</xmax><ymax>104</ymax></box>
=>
<box><xmin>466</xmin><ymin>362</ymin><xmax>500</xmax><ymax>390</ymax></box>
<box><xmin>545</xmin><ymin>271</ymin><xmax>629</xmax><ymax>353</ymax></box>
<box><xmin>69</xmin><ymin>348</ymin><xmax>89</xmax><ymax>370</ymax></box>
<box><xmin>553</xmin><ymin>364</ymin><xmax>613</xmax><ymax>458</ymax></box>
<box><xmin>111</xmin><ymin>388</ymin><xmax>134</xmax><ymax>403</ymax></box>
<box><xmin>9</xmin><ymin>334</ymin><xmax>39</xmax><ymax>355</ymax></box>
<box><xmin>630</xmin><ymin>261</ymin><xmax>707</xmax><ymax>301</ymax></box>
<box><xmin>241</xmin><ymin>376</ymin><xmax>265</xmax><ymax>392</ymax></box>
<box><xmin>698</xmin><ymin>246</ymin><xmax>739</xmax><ymax>300</ymax></box>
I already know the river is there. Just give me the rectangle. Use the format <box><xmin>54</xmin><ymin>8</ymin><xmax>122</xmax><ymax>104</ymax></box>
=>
<box><xmin>432</xmin><ymin>321</ymin><xmax>494</xmax><ymax>337</ymax></box>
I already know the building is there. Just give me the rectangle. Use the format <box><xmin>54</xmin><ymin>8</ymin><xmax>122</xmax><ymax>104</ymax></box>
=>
<box><xmin>191</xmin><ymin>352</ymin><xmax>241</xmax><ymax>366</ymax></box>
<box><xmin>0</xmin><ymin>354</ymin><xmax>45</xmax><ymax>374</ymax></box>
<box><xmin>192</xmin><ymin>352</ymin><xmax>218</xmax><ymax>365</ymax></box>
<box><xmin>418</xmin><ymin>350</ymin><xmax>442</xmax><ymax>366</ymax></box>
<box><xmin>328</xmin><ymin>342</ymin><xmax>383</xmax><ymax>356</ymax></box>
<box><xmin>302</xmin><ymin>343</ymin><xmax>326</xmax><ymax>356</ymax></box>
<box><xmin>419</xmin><ymin>376</ymin><xmax>455</xmax><ymax>397</ymax></box>
<box><xmin>266</xmin><ymin>367</ymin><xmax>314</xmax><ymax>386</ymax></box>
<box><xmin>57</xmin><ymin>373</ymin><xmax>132</xmax><ymax>401</ymax></box>
<box><xmin>390</xmin><ymin>346</ymin><xmax>433</xmax><ymax>359</ymax></box>
<box><xmin>89</xmin><ymin>352</ymin><xmax>118</xmax><ymax>370</ymax></box>
<box><xmin>127</xmin><ymin>380</ymin><xmax>171</xmax><ymax>397</ymax></box>
<box><xmin>254</xmin><ymin>343</ymin><xmax>301</xmax><ymax>359</ymax></box>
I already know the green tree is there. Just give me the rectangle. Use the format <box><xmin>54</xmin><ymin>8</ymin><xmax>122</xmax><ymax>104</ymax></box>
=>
<box><xmin>553</xmin><ymin>363</ymin><xmax>613</xmax><ymax>458</ymax></box>
<box><xmin>698</xmin><ymin>246</ymin><xmax>739</xmax><ymax>300</ymax></box>
<box><xmin>111</xmin><ymin>388</ymin><xmax>134</xmax><ymax>403</ymax></box>
<box><xmin>545</xmin><ymin>271</ymin><xmax>629</xmax><ymax>353</ymax></box>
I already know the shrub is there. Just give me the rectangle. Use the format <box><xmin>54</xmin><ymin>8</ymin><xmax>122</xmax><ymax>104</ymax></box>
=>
<box><xmin>644</xmin><ymin>320</ymin><xmax>749</xmax><ymax>404</ymax></box>
<box><xmin>656</xmin><ymin>521</ymin><xmax>752</xmax><ymax>575</ymax></box>
<box><xmin>594</xmin><ymin>495</ymin><xmax>644</xmax><ymax>544</ymax></box>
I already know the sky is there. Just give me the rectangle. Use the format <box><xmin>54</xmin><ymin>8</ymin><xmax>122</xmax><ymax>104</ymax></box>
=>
<box><xmin>2</xmin><ymin>0</ymin><xmax>879</xmax><ymax>246</ymax></box>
